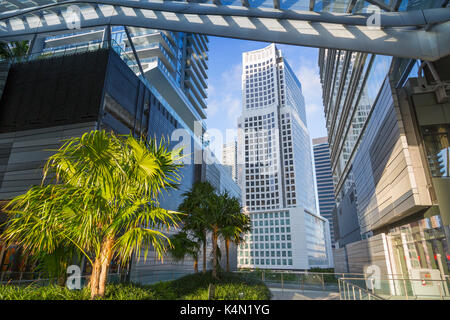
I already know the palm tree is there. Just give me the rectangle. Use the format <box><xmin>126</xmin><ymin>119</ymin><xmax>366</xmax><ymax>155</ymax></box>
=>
<box><xmin>207</xmin><ymin>191</ymin><xmax>233</xmax><ymax>278</ymax></box>
<box><xmin>0</xmin><ymin>41</ymin><xmax>29</xmax><ymax>60</ymax></box>
<box><xmin>207</xmin><ymin>192</ymin><xmax>250</xmax><ymax>277</ymax></box>
<box><xmin>168</xmin><ymin>232</ymin><xmax>201</xmax><ymax>272</ymax></box>
<box><xmin>176</xmin><ymin>184</ymin><xmax>250</xmax><ymax>277</ymax></box>
<box><xmin>177</xmin><ymin>181</ymin><xmax>216</xmax><ymax>273</ymax></box>
<box><xmin>33</xmin><ymin>245</ymin><xmax>80</xmax><ymax>286</ymax></box>
<box><xmin>219</xmin><ymin>201</ymin><xmax>251</xmax><ymax>273</ymax></box>
<box><xmin>1</xmin><ymin>130</ymin><xmax>182</xmax><ymax>299</ymax></box>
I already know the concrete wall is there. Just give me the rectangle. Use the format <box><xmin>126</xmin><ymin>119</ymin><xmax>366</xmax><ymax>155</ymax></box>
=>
<box><xmin>333</xmin><ymin>247</ymin><xmax>348</xmax><ymax>273</ymax></box>
<box><xmin>345</xmin><ymin>234</ymin><xmax>391</xmax><ymax>275</ymax></box>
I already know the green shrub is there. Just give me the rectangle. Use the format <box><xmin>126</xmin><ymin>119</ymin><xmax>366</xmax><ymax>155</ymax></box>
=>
<box><xmin>150</xmin><ymin>271</ymin><xmax>271</xmax><ymax>300</ymax></box>
<box><xmin>308</xmin><ymin>267</ymin><xmax>335</xmax><ymax>273</ymax></box>
<box><xmin>0</xmin><ymin>272</ymin><xmax>271</xmax><ymax>300</ymax></box>
<box><xmin>0</xmin><ymin>283</ymin><xmax>158</xmax><ymax>300</ymax></box>
<box><xmin>0</xmin><ymin>284</ymin><xmax>90</xmax><ymax>300</ymax></box>
<box><xmin>308</xmin><ymin>268</ymin><xmax>337</xmax><ymax>283</ymax></box>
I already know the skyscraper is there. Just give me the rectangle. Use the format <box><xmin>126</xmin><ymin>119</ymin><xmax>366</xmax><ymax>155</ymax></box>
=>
<box><xmin>36</xmin><ymin>28</ymin><xmax>209</xmax><ymax>209</ymax></box>
<box><xmin>318</xmin><ymin>0</ymin><xmax>449</xmax><ymax>280</ymax></box>
<box><xmin>222</xmin><ymin>141</ymin><xmax>238</xmax><ymax>183</ymax></box>
<box><xmin>312</xmin><ymin>137</ymin><xmax>336</xmax><ymax>246</ymax></box>
<box><xmin>237</xmin><ymin>44</ymin><xmax>332</xmax><ymax>270</ymax></box>
<box><xmin>0</xmin><ymin>27</ymin><xmax>213</xmax><ymax>278</ymax></box>
<box><xmin>40</xmin><ymin>27</ymin><xmax>208</xmax><ymax>137</ymax></box>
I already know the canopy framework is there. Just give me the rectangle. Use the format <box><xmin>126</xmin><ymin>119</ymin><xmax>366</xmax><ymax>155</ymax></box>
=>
<box><xmin>0</xmin><ymin>0</ymin><xmax>449</xmax><ymax>61</ymax></box>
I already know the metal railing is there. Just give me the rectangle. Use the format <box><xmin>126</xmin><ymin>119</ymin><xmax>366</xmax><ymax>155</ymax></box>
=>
<box><xmin>235</xmin><ymin>270</ymin><xmax>450</xmax><ymax>300</ymax></box>
<box><xmin>4</xmin><ymin>40</ymin><xmax>112</xmax><ymax>65</ymax></box>
<box><xmin>339</xmin><ymin>276</ymin><xmax>450</xmax><ymax>300</ymax></box>
<box><xmin>338</xmin><ymin>278</ymin><xmax>384</xmax><ymax>300</ymax></box>
<box><xmin>0</xmin><ymin>268</ymin><xmax>193</xmax><ymax>288</ymax></box>
<box><xmin>129</xmin><ymin>269</ymin><xmax>192</xmax><ymax>285</ymax></box>
<box><xmin>235</xmin><ymin>270</ymin><xmax>366</xmax><ymax>293</ymax></box>
<box><xmin>0</xmin><ymin>271</ymin><xmax>126</xmax><ymax>287</ymax></box>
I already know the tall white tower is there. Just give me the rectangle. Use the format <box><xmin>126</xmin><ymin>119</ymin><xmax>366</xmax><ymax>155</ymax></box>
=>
<box><xmin>237</xmin><ymin>44</ymin><xmax>332</xmax><ymax>270</ymax></box>
<box><xmin>222</xmin><ymin>141</ymin><xmax>238</xmax><ymax>182</ymax></box>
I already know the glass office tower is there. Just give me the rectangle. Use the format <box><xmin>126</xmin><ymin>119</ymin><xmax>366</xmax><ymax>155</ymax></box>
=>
<box><xmin>318</xmin><ymin>0</ymin><xmax>450</xmax><ymax>288</ymax></box>
<box><xmin>237</xmin><ymin>44</ymin><xmax>332</xmax><ymax>270</ymax></box>
<box><xmin>313</xmin><ymin>137</ymin><xmax>337</xmax><ymax>246</ymax></box>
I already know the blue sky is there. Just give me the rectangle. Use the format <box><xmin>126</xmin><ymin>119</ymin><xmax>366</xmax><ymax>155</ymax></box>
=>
<box><xmin>205</xmin><ymin>36</ymin><xmax>327</xmax><ymax>158</ymax></box>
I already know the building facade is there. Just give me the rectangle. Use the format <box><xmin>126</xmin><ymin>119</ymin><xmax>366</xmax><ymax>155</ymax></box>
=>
<box><xmin>205</xmin><ymin>149</ymin><xmax>241</xmax><ymax>200</ymax></box>
<box><xmin>237</xmin><ymin>44</ymin><xmax>332</xmax><ymax>270</ymax></box>
<box><xmin>0</xmin><ymin>28</ymin><xmax>211</xmax><ymax>280</ymax></box>
<box><xmin>222</xmin><ymin>141</ymin><xmax>238</xmax><ymax>183</ymax></box>
<box><xmin>319</xmin><ymin>0</ymin><xmax>449</xmax><ymax>287</ymax></box>
<box><xmin>313</xmin><ymin>137</ymin><xmax>337</xmax><ymax>246</ymax></box>
<box><xmin>204</xmin><ymin>149</ymin><xmax>242</xmax><ymax>272</ymax></box>
<box><xmin>0</xmin><ymin>47</ymin><xmax>201</xmax><ymax>277</ymax></box>
<box><xmin>28</xmin><ymin>27</ymin><xmax>209</xmax><ymax>138</ymax></box>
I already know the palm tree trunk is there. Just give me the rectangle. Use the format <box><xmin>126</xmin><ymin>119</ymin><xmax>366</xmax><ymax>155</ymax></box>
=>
<box><xmin>225</xmin><ymin>238</ymin><xmax>230</xmax><ymax>273</ymax></box>
<box><xmin>89</xmin><ymin>258</ymin><xmax>101</xmax><ymax>299</ymax></box>
<box><xmin>194</xmin><ymin>257</ymin><xmax>198</xmax><ymax>273</ymax></box>
<box><xmin>202</xmin><ymin>236</ymin><xmax>207</xmax><ymax>274</ymax></box>
<box><xmin>212</xmin><ymin>226</ymin><xmax>218</xmax><ymax>279</ymax></box>
<box><xmin>98</xmin><ymin>237</ymin><xmax>115</xmax><ymax>297</ymax></box>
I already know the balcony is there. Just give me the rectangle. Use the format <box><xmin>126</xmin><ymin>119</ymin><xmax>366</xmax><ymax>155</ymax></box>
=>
<box><xmin>185</xmin><ymin>66</ymin><xmax>207</xmax><ymax>99</ymax></box>
<box><xmin>124</xmin><ymin>42</ymin><xmax>176</xmax><ymax>74</ymax></box>
<box><xmin>45</xmin><ymin>29</ymin><xmax>105</xmax><ymax>49</ymax></box>
<box><xmin>124</xmin><ymin>31</ymin><xmax>177</xmax><ymax>59</ymax></box>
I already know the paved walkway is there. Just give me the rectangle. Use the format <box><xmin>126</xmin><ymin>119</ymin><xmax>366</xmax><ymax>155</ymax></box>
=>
<box><xmin>269</xmin><ymin>287</ymin><xmax>340</xmax><ymax>300</ymax></box>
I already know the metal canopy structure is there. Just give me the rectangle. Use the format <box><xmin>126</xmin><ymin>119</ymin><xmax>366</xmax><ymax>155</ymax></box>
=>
<box><xmin>0</xmin><ymin>0</ymin><xmax>449</xmax><ymax>61</ymax></box>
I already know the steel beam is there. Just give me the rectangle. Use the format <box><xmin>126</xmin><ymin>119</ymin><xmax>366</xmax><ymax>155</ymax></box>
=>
<box><xmin>2</xmin><ymin>1</ymin><xmax>448</xmax><ymax>27</ymax></box>
<box><xmin>124</xmin><ymin>26</ymin><xmax>144</xmax><ymax>78</ymax></box>
<box><xmin>347</xmin><ymin>0</ymin><xmax>358</xmax><ymax>13</ymax></box>
<box><xmin>365</xmin><ymin>0</ymin><xmax>393</xmax><ymax>12</ymax></box>
<box><xmin>391</xmin><ymin>0</ymin><xmax>402</xmax><ymax>11</ymax></box>
<box><xmin>0</xmin><ymin>1</ymin><xmax>449</xmax><ymax>61</ymax></box>
<box><xmin>274</xmin><ymin>0</ymin><xmax>280</xmax><ymax>9</ymax></box>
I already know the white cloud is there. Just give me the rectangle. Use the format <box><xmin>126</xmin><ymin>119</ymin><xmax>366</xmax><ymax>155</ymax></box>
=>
<box><xmin>306</xmin><ymin>103</ymin><xmax>321</xmax><ymax>114</ymax></box>
<box><xmin>295</xmin><ymin>64</ymin><xmax>323</xmax><ymax>116</ymax></box>
<box><xmin>207</xmin><ymin>63</ymin><xmax>242</xmax><ymax>124</ymax></box>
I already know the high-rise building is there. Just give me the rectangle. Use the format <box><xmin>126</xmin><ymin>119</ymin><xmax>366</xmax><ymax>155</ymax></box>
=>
<box><xmin>35</xmin><ymin>27</ymin><xmax>208</xmax><ymax>137</ymax></box>
<box><xmin>0</xmin><ymin>47</ymin><xmax>203</xmax><ymax>277</ymax></box>
<box><xmin>0</xmin><ymin>28</ymin><xmax>211</xmax><ymax>279</ymax></box>
<box><xmin>222</xmin><ymin>141</ymin><xmax>238</xmax><ymax>183</ymax></box>
<box><xmin>318</xmin><ymin>0</ymin><xmax>450</xmax><ymax>284</ymax></box>
<box><xmin>237</xmin><ymin>44</ymin><xmax>332</xmax><ymax>270</ymax></box>
<box><xmin>312</xmin><ymin>137</ymin><xmax>337</xmax><ymax>246</ymax></box>
<box><xmin>204</xmin><ymin>148</ymin><xmax>241</xmax><ymax>272</ymax></box>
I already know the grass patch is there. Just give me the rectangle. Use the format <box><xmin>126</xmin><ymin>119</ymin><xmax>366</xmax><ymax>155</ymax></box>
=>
<box><xmin>0</xmin><ymin>283</ymin><xmax>156</xmax><ymax>300</ymax></box>
<box><xmin>0</xmin><ymin>271</ymin><xmax>271</xmax><ymax>300</ymax></box>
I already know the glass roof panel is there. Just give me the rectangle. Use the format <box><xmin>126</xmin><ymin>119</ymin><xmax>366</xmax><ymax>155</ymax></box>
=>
<box><xmin>248</xmin><ymin>0</ymin><xmax>277</xmax><ymax>9</ymax></box>
<box><xmin>221</xmin><ymin>0</ymin><xmax>246</xmax><ymax>6</ymax></box>
<box><xmin>280</xmin><ymin>0</ymin><xmax>311</xmax><ymax>11</ymax></box>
